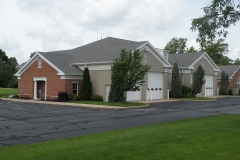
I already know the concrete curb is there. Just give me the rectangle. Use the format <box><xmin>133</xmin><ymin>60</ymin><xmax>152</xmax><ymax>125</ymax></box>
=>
<box><xmin>0</xmin><ymin>98</ymin><xmax>148</xmax><ymax>109</ymax></box>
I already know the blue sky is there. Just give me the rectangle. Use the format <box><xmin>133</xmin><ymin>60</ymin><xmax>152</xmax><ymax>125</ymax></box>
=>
<box><xmin>0</xmin><ymin>0</ymin><xmax>239</xmax><ymax>64</ymax></box>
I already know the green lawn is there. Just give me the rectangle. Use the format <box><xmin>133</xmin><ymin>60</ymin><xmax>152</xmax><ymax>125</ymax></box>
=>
<box><xmin>71</xmin><ymin>101</ymin><xmax>146</xmax><ymax>107</ymax></box>
<box><xmin>0</xmin><ymin>88</ymin><xmax>18</xmax><ymax>98</ymax></box>
<box><xmin>182</xmin><ymin>97</ymin><xmax>215</xmax><ymax>100</ymax></box>
<box><xmin>1</xmin><ymin>114</ymin><xmax>240</xmax><ymax>160</ymax></box>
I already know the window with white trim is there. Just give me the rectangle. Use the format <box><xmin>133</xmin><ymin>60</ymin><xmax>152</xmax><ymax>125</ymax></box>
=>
<box><xmin>37</xmin><ymin>59</ymin><xmax>42</xmax><ymax>68</ymax></box>
<box><xmin>191</xmin><ymin>74</ymin><xmax>193</xmax><ymax>85</ymax></box>
<box><xmin>237</xmin><ymin>79</ymin><xmax>240</xmax><ymax>88</ymax></box>
<box><xmin>72</xmin><ymin>83</ymin><xmax>78</xmax><ymax>95</ymax></box>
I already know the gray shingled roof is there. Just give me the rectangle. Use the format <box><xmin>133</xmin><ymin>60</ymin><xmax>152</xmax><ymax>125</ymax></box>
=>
<box><xmin>217</xmin><ymin>65</ymin><xmax>240</xmax><ymax>79</ymax></box>
<box><xmin>38</xmin><ymin>37</ymin><xmax>147</xmax><ymax>75</ymax></box>
<box><xmin>39</xmin><ymin>51</ymin><xmax>83</xmax><ymax>75</ymax></box>
<box><xmin>168</xmin><ymin>52</ymin><xmax>204</xmax><ymax>67</ymax></box>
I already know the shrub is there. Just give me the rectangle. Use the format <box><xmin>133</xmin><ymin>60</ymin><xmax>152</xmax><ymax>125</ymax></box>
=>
<box><xmin>69</xmin><ymin>93</ymin><xmax>77</xmax><ymax>101</ymax></box>
<box><xmin>76</xmin><ymin>95</ymin><xmax>81</xmax><ymax>101</ymax></box>
<box><xmin>228</xmin><ymin>89</ymin><xmax>233</xmax><ymax>95</ymax></box>
<box><xmin>171</xmin><ymin>63</ymin><xmax>182</xmax><ymax>98</ymax></box>
<box><xmin>91</xmin><ymin>94</ymin><xmax>103</xmax><ymax>101</ymax></box>
<box><xmin>182</xmin><ymin>85</ymin><xmax>192</xmax><ymax>95</ymax></box>
<box><xmin>80</xmin><ymin>67</ymin><xmax>92</xmax><ymax>100</ymax></box>
<box><xmin>58</xmin><ymin>91</ymin><xmax>69</xmax><ymax>102</ymax></box>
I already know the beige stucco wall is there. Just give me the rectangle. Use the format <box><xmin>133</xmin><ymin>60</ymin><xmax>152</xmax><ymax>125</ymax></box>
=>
<box><xmin>89</xmin><ymin>70</ymin><xmax>111</xmax><ymax>101</ymax></box>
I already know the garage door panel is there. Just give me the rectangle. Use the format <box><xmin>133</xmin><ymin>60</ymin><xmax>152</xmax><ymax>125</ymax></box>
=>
<box><xmin>127</xmin><ymin>90</ymin><xmax>141</xmax><ymax>101</ymax></box>
<box><xmin>205</xmin><ymin>75</ymin><xmax>213</xmax><ymax>96</ymax></box>
<box><xmin>147</xmin><ymin>72</ymin><xmax>163</xmax><ymax>100</ymax></box>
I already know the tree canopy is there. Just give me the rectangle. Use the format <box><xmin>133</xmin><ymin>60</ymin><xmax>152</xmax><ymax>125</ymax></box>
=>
<box><xmin>108</xmin><ymin>49</ymin><xmax>150</xmax><ymax>102</ymax></box>
<box><xmin>164</xmin><ymin>37</ymin><xmax>188</xmax><ymax>54</ymax></box>
<box><xmin>0</xmin><ymin>50</ymin><xmax>18</xmax><ymax>88</ymax></box>
<box><xmin>191</xmin><ymin>0</ymin><xmax>240</xmax><ymax>47</ymax></box>
<box><xmin>201</xmin><ymin>38</ymin><xmax>232</xmax><ymax>65</ymax></box>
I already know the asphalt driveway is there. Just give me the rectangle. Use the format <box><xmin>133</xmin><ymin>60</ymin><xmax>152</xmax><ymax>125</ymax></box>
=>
<box><xmin>0</xmin><ymin>97</ymin><xmax>240</xmax><ymax>148</ymax></box>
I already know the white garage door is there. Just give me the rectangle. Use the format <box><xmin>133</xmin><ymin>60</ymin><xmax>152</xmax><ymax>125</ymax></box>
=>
<box><xmin>147</xmin><ymin>72</ymin><xmax>163</xmax><ymax>100</ymax></box>
<box><xmin>205</xmin><ymin>75</ymin><xmax>213</xmax><ymax>97</ymax></box>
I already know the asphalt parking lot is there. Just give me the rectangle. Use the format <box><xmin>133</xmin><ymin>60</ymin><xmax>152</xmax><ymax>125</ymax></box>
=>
<box><xmin>0</xmin><ymin>97</ymin><xmax>240</xmax><ymax>148</ymax></box>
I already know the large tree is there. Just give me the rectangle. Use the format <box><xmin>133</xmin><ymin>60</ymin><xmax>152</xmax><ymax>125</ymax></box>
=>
<box><xmin>186</xmin><ymin>46</ymin><xmax>198</xmax><ymax>53</ymax></box>
<box><xmin>219</xmin><ymin>71</ymin><xmax>229</xmax><ymax>95</ymax></box>
<box><xmin>201</xmin><ymin>38</ymin><xmax>232</xmax><ymax>65</ymax></box>
<box><xmin>108</xmin><ymin>49</ymin><xmax>150</xmax><ymax>102</ymax></box>
<box><xmin>0</xmin><ymin>50</ymin><xmax>18</xmax><ymax>88</ymax></box>
<box><xmin>233</xmin><ymin>58</ymin><xmax>240</xmax><ymax>65</ymax></box>
<box><xmin>171</xmin><ymin>63</ymin><xmax>182</xmax><ymax>98</ymax></box>
<box><xmin>191</xmin><ymin>0</ymin><xmax>240</xmax><ymax>47</ymax></box>
<box><xmin>164</xmin><ymin>37</ymin><xmax>188</xmax><ymax>54</ymax></box>
<box><xmin>79</xmin><ymin>67</ymin><xmax>92</xmax><ymax>100</ymax></box>
<box><xmin>192</xmin><ymin>65</ymin><xmax>205</xmax><ymax>95</ymax></box>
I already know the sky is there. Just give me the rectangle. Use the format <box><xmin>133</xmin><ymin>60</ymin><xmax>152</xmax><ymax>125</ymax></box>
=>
<box><xmin>1</xmin><ymin>0</ymin><xmax>240</xmax><ymax>64</ymax></box>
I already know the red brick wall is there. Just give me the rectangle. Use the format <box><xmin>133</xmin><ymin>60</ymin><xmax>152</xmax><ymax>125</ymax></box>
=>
<box><xmin>229</xmin><ymin>69</ymin><xmax>240</xmax><ymax>89</ymax></box>
<box><xmin>18</xmin><ymin>58</ymin><xmax>82</xmax><ymax>99</ymax></box>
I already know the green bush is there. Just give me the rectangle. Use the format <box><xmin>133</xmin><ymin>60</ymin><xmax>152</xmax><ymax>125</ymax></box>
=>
<box><xmin>76</xmin><ymin>95</ymin><xmax>81</xmax><ymax>101</ymax></box>
<box><xmin>182</xmin><ymin>85</ymin><xmax>192</xmax><ymax>95</ymax></box>
<box><xmin>91</xmin><ymin>94</ymin><xmax>103</xmax><ymax>101</ymax></box>
<box><xmin>69</xmin><ymin>93</ymin><xmax>77</xmax><ymax>101</ymax></box>
<box><xmin>80</xmin><ymin>67</ymin><xmax>92</xmax><ymax>100</ymax></box>
<box><xmin>58</xmin><ymin>91</ymin><xmax>69</xmax><ymax>102</ymax></box>
<box><xmin>228</xmin><ymin>89</ymin><xmax>233</xmax><ymax>95</ymax></box>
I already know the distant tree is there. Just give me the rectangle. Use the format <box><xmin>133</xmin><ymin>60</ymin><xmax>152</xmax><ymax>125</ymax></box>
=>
<box><xmin>0</xmin><ymin>49</ymin><xmax>8</xmax><ymax>63</ymax></box>
<box><xmin>219</xmin><ymin>71</ymin><xmax>229</xmax><ymax>95</ymax></box>
<box><xmin>0</xmin><ymin>50</ymin><xmax>18</xmax><ymax>88</ymax></box>
<box><xmin>233</xmin><ymin>58</ymin><xmax>240</xmax><ymax>65</ymax></box>
<box><xmin>109</xmin><ymin>49</ymin><xmax>150</xmax><ymax>102</ymax></box>
<box><xmin>192</xmin><ymin>65</ymin><xmax>205</xmax><ymax>95</ymax></box>
<box><xmin>164</xmin><ymin>37</ymin><xmax>188</xmax><ymax>54</ymax></box>
<box><xmin>186</xmin><ymin>46</ymin><xmax>198</xmax><ymax>53</ymax></box>
<box><xmin>201</xmin><ymin>39</ymin><xmax>232</xmax><ymax>65</ymax></box>
<box><xmin>171</xmin><ymin>63</ymin><xmax>182</xmax><ymax>98</ymax></box>
<box><xmin>30</xmin><ymin>52</ymin><xmax>36</xmax><ymax>58</ymax></box>
<box><xmin>191</xmin><ymin>0</ymin><xmax>240</xmax><ymax>47</ymax></box>
<box><xmin>79</xmin><ymin>67</ymin><xmax>92</xmax><ymax>100</ymax></box>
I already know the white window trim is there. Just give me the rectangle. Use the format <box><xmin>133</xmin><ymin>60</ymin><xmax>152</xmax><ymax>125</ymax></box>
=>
<box><xmin>37</xmin><ymin>59</ymin><xmax>42</xmax><ymax>68</ymax></box>
<box><xmin>72</xmin><ymin>83</ymin><xmax>78</xmax><ymax>95</ymax></box>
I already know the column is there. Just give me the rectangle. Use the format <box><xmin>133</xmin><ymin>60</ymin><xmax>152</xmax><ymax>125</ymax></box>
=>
<box><xmin>34</xmin><ymin>80</ymin><xmax>37</xmax><ymax>99</ymax></box>
<box><xmin>44</xmin><ymin>81</ymin><xmax>47</xmax><ymax>100</ymax></box>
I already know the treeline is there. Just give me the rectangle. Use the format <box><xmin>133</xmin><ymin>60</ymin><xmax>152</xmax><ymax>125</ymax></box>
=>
<box><xmin>0</xmin><ymin>49</ymin><xmax>18</xmax><ymax>88</ymax></box>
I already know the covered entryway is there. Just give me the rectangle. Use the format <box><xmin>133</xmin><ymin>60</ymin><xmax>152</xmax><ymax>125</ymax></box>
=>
<box><xmin>204</xmin><ymin>75</ymin><xmax>213</xmax><ymax>97</ymax></box>
<box><xmin>147</xmin><ymin>72</ymin><xmax>163</xmax><ymax>100</ymax></box>
<box><xmin>33</xmin><ymin>77</ymin><xmax>47</xmax><ymax>100</ymax></box>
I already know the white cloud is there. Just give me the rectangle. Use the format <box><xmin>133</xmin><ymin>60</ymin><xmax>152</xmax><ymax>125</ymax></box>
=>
<box><xmin>0</xmin><ymin>0</ymin><xmax>239</xmax><ymax>64</ymax></box>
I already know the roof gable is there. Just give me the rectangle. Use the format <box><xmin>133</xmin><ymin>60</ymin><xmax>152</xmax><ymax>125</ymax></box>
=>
<box><xmin>217</xmin><ymin>65</ymin><xmax>240</xmax><ymax>79</ymax></box>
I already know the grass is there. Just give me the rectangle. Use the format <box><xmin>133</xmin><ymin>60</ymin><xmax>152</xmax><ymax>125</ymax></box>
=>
<box><xmin>0</xmin><ymin>88</ymin><xmax>18</xmax><ymax>98</ymax></box>
<box><xmin>71</xmin><ymin>101</ymin><xmax>146</xmax><ymax>107</ymax></box>
<box><xmin>182</xmin><ymin>97</ymin><xmax>215</xmax><ymax>100</ymax></box>
<box><xmin>0</xmin><ymin>114</ymin><xmax>240</xmax><ymax>160</ymax></box>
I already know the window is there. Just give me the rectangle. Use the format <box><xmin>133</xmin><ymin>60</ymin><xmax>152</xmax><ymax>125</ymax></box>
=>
<box><xmin>37</xmin><ymin>59</ymin><xmax>42</xmax><ymax>68</ymax></box>
<box><xmin>202</xmin><ymin>59</ymin><xmax>204</xmax><ymax>68</ymax></box>
<box><xmin>72</xmin><ymin>83</ymin><xmax>78</xmax><ymax>95</ymax></box>
<box><xmin>237</xmin><ymin>79</ymin><xmax>240</xmax><ymax>88</ymax></box>
<box><xmin>191</xmin><ymin>74</ymin><xmax>193</xmax><ymax>85</ymax></box>
<box><xmin>144</xmin><ymin>52</ymin><xmax>147</xmax><ymax>63</ymax></box>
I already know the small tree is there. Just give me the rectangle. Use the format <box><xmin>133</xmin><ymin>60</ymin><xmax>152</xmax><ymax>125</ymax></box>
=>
<box><xmin>109</xmin><ymin>49</ymin><xmax>150</xmax><ymax>102</ymax></box>
<box><xmin>171</xmin><ymin>63</ymin><xmax>182</xmax><ymax>98</ymax></box>
<box><xmin>219</xmin><ymin>71</ymin><xmax>229</xmax><ymax>95</ymax></box>
<box><xmin>192</xmin><ymin>65</ymin><xmax>205</xmax><ymax>95</ymax></box>
<box><xmin>80</xmin><ymin>67</ymin><xmax>92</xmax><ymax>100</ymax></box>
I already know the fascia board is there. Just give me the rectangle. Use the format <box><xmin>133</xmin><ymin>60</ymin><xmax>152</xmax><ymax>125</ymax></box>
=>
<box><xmin>229</xmin><ymin>67</ymin><xmax>240</xmax><ymax>79</ymax></box>
<box><xmin>15</xmin><ymin>53</ymin><xmax>39</xmax><ymax>76</ymax></box>
<box><xmin>72</xmin><ymin>61</ymin><xmax>113</xmax><ymax>66</ymax></box>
